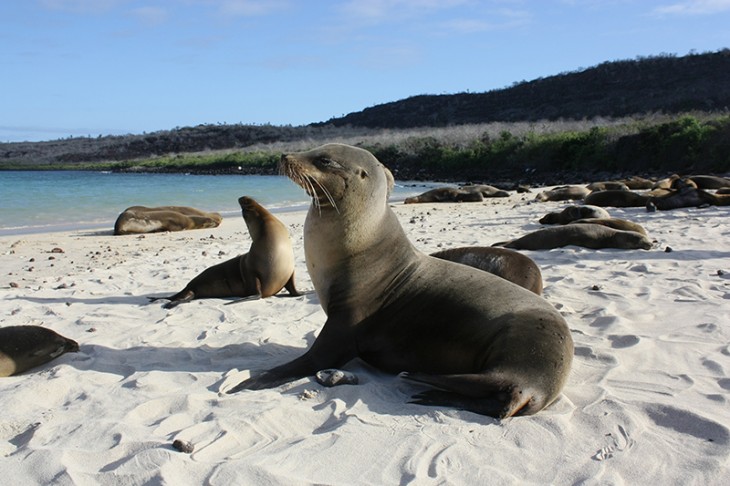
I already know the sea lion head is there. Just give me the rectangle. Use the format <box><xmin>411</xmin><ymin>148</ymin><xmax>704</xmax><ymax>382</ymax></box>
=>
<box><xmin>280</xmin><ymin>143</ymin><xmax>394</xmax><ymax>214</ymax></box>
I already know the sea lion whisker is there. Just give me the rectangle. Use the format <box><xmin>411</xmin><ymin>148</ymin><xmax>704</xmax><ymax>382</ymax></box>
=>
<box><xmin>310</xmin><ymin>176</ymin><xmax>339</xmax><ymax>214</ymax></box>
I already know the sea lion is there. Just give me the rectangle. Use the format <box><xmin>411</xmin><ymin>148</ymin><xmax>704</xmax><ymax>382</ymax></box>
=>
<box><xmin>459</xmin><ymin>184</ymin><xmax>510</xmax><ymax>198</ymax></box>
<box><xmin>0</xmin><ymin>326</ymin><xmax>79</xmax><ymax>377</ymax></box>
<box><xmin>430</xmin><ymin>247</ymin><xmax>543</xmax><ymax>295</ymax></box>
<box><xmin>228</xmin><ymin>143</ymin><xmax>573</xmax><ymax>419</ymax></box>
<box><xmin>569</xmin><ymin>218</ymin><xmax>648</xmax><ymax>236</ymax></box>
<box><xmin>586</xmin><ymin>181</ymin><xmax>630</xmax><ymax>192</ymax></box>
<box><xmin>404</xmin><ymin>186</ymin><xmax>483</xmax><ymax>204</ymax></box>
<box><xmin>687</xmin><ymin>175</ymin><xmax>730</xmax><ymax>189</ymax></box>
<box><xmin>618</xmin><ymin>176</ymin><xmax>655</xmax><ymax>190</ymax></box>
<box><xmin>152</xmin><ymin>196</ymin><xmax>299</xmax><ymax>308</ymax></box>
<box><xmin>584</xmin><ymin>190</ymin><xmax>650</xmax><ymax>208</ymax></box>
<box><xmin>535</xmin><ymin>185</ymin><xmax>590</xmax><ymax>202</ymax></box>
<box><xmin>649</xmin><ymin>187</ymin><xmax>730</xmax><ymax>210</ymax></box>
<box><xmin>539</xmin><ymin>205</ymin><xmax>610</xmax><ymax>225</ymax></box>
<box><xmin>493</xmin><ymin>224</ymin><xmax>653</xmax><ymax>251</ymax></box>
<box><xmin>114</xmin><ymin>206</ymin><xmax>222</xmax><ymax>235</ymax></box>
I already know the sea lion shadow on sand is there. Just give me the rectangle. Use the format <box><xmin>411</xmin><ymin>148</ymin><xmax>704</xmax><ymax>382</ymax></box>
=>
<box><xmin>11</xmin><ymin>295</ymin><xmax>152</xmax><ymax>306</ymax></box>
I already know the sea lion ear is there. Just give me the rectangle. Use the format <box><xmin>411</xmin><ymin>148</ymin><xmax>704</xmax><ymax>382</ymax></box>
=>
<box><xmin>383</xmin><ymin>165</ymin><xmax>395</xmax><ymax>197</ymax></box>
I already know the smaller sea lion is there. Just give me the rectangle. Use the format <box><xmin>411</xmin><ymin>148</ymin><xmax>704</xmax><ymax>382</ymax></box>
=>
<box><xmin>404</xmin><ymin>187</ymin><xmax>484</xmax><ymax>204</ymax></box>
<box><xmin>584</xmin><ymin>190</ymin><xmax>650</xmax><ymax>208</ymax></box>
<box><xmin>535</xmin><ymin>185</ymin><xmax>590</xmax><ymax>202</ymax></box>
<box><xmin>114</xmin><ymin>206</ymin><xmax>222</xmax><ymax>235</ymax></box>
<box><xmin>586</xmin><ymin>181</ymin><xmax>629</xmax><ymax>192</ymax></box>
<box><xmin>152</xmin><ymin>196</ymin><xmax>300</xmax><ymax>308</ymax></box>
<box><xmin>431</xmin><ymin>246</ymin><xmax>543</xmax><ymax>295</ymax></box>
<box><xmin>493</xmin><ymin>224</ymin><xmax>653</xmax><ymax>250</ymax></box>
<box><xmin>0</xmin><ymin>326</ymin><xmax>79</xmax><ymax>377</ymax></box>
<box><xmin>539</xmin><ymin>205</ymin><xmax>610</xmax><ymax>225</ymax></box>
<box><xmin>569</xmin><ymin>218</ymin><xmax>648</xmax><ymax>236</ymax></box>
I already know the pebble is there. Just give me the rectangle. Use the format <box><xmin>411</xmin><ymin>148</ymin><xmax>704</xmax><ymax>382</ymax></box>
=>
<box><xmin>315</xmin><ymin>369</ymin><xmax>359</xmax><ymax>387</ymax></box>
<box><xmin>172</xmin><ymin>439</ymin><xmax>194</xmax><ymax>454</ymax></box>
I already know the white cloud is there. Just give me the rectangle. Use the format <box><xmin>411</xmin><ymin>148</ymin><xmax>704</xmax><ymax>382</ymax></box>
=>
<box><xmin>653</xmin><ymin>0</ymin><xmax>730</xmax><ymax>15</ymax></box>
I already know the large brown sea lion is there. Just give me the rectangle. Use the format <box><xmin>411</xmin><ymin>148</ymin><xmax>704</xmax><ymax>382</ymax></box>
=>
<box><xmin>493</xmin><ymin>224</ymin><xmax>653</xmax><ymax>250</ymax></box>
<box><xmin>459</xmin><ymin>184</ymin><xmax>511</xmax><ymax>198</ymax></box>
<box><xmin>0</xmin><ymin>326</ymin><xmax>79</xmax><ymax>377</ymax></box>
<box><xmin>151</xmin><ymin>196</ymin><xmax>299</xmax><ymax>308</ymax></box>
<box><xmin>430</xmin><ymin>247</ymin><xmax>543</xmax><ymax>295</ymax></box>
<box><xmin>227</xmin><ymin>143</ymin><xmax>573</xmax><ymax>419</ymax></box>
<box><xmin>114</xmin><ymin>206</ymin><xmax>222</xmax><ymax>235</ymax></box>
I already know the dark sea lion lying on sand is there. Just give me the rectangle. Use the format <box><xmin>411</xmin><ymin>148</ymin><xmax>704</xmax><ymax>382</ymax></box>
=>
<box><xmin>431</xmin><ymin>246</ymin><xmax>543</xmax><ymax>295</ymax></box>
<box><xmin>493</xmin><ymin>224</ymin><xmax>653</xmax><ymax>250</ymax></box>
<box><xmin>535</xmin><ymin>185</ymin><xmax>590</xmax><ymax>202</ymax></box>
<box><xmin>0</xmin><ymin>326</ymin><xmax>79</xmax><ymax>377</ymax></box>
<box><xmin>539</xmin><ymin>205</ymin><xmax>610</xmax><ymax>224</ymax></box>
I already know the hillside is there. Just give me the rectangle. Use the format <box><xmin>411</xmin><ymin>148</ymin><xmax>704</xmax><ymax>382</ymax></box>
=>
<box><xmin>1</xmin><ymin>49</ymin><xmax>729</xmax><ymax>177</ymax></box>
<box><xmin>318</xmin><ymin>50</ymin><xmax>730</xmax><ymax>128</ymax></box>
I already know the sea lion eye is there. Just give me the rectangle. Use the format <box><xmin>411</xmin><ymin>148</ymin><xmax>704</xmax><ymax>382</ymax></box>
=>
<box><xmin>316</xmin><ymin>157</ymin><xmax>343</xmax><ymax>169</ymax></box>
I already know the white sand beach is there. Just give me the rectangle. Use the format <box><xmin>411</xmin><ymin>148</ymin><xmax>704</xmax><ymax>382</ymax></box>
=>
<box><xmin>1</xmin><ymin>189</ymin><xmax>728</xmax><ymax>485</ymax></box>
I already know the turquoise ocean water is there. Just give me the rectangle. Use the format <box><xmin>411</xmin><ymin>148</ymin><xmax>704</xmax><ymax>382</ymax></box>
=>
<box><xmin>0</xmin><ymin>171</ymin><xmax>438</xmax><ymax>236</ymax></box>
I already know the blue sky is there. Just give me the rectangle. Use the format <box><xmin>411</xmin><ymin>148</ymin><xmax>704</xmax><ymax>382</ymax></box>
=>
<box><xmin>2</xmin><ymin>0</ymin><xmax>729</xmax><ymax>143</ymax></box>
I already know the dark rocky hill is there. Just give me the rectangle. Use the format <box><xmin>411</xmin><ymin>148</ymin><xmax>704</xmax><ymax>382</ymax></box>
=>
<box><xmin>2</xmin><ymin>49</ymin><xmax>729</xmax><ymax>169</ymax></box>
<box><xmin>317</xmin><ymin>50</ymin><xmax>730</xmax><ymax>128</ymax></box>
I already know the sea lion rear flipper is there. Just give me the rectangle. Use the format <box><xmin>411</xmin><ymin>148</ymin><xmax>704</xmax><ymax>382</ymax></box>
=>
<box><xmin>224</xmin><ymin>295</ymin><xmax>261</xmax><ymax>305</ymax></box>
<box><xmin>402</xmin><ymin>371</ymin><xmax>533</xmax><ymax>419</ymax></box>
<box><xmin>283</xmin><ymin>273</ymin><xmax>301</xmax><ymax>297</ymax></box>
<box><xmin>161</xmin><ymin>290</ymin><xmax>195</xmax><ymax>309</ymax></box>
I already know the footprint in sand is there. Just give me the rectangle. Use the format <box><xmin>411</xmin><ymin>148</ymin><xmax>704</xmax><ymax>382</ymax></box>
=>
<box><xmin>608</xmin><ymin>334</ymin><xmax>640</xmax><ymax>349</ymax></box>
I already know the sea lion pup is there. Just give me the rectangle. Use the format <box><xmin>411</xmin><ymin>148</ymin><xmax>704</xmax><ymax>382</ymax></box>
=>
<box><xmin>534</xmin><ymin>185</ymin><xmax>590</xmax><ymax>202</ymax></box>
<box><xmin>584</xmin><ymin>190</ymin><xmax>651</xmax><ymax>208</ymax></box>
<box><xmin>459</xmin><ymin>183</ymin><xmax>510</xmax><ymax>198</ymax></box>
<box><xmin>493</xmin><ymin>224</ymin><xmax>653</xmax><ymax>251</ymax></box>
<box><xmin>0</xmin><ymin>326</ymin><xmax>79</xmax><ymax>377</ymax></box>
<box><xmin>430</xmin><ymin>247</ymin><xmax>543</xmax><ymax>295</ymax></box>
<box><xmin>569</xmin><ymin>218</ymin><xmax>648</xmax><ymax>236</ymax></box>
<box><xmin>539</xmin><ymin>205</ymin><xmax>610</xmax><ymax>225</ymax></box>
<box><xmin>152</xmin><ymin>196</ymin><xmax>300</xmax><ymax>308</ymax></box>
<box><xmin>228</xmin><ymin>143</ymin><xmax>573</xmax><ymax>419</ymax></box>
<box><xmin>114</xmin><ymin>206</ymin><xmax>222</xmax><ymax>235</ymax></box>
<box><xmin>404</xmin><ymin>186</ymin><xmax>483</xmax><ymax>204</ymax></box>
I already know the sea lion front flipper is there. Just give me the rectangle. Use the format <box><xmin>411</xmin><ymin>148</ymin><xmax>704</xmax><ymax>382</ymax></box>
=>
<box><xmin>226</xmin><ymin>314</ymin><xmax>357</xmax><ymax>393</ymax></box>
